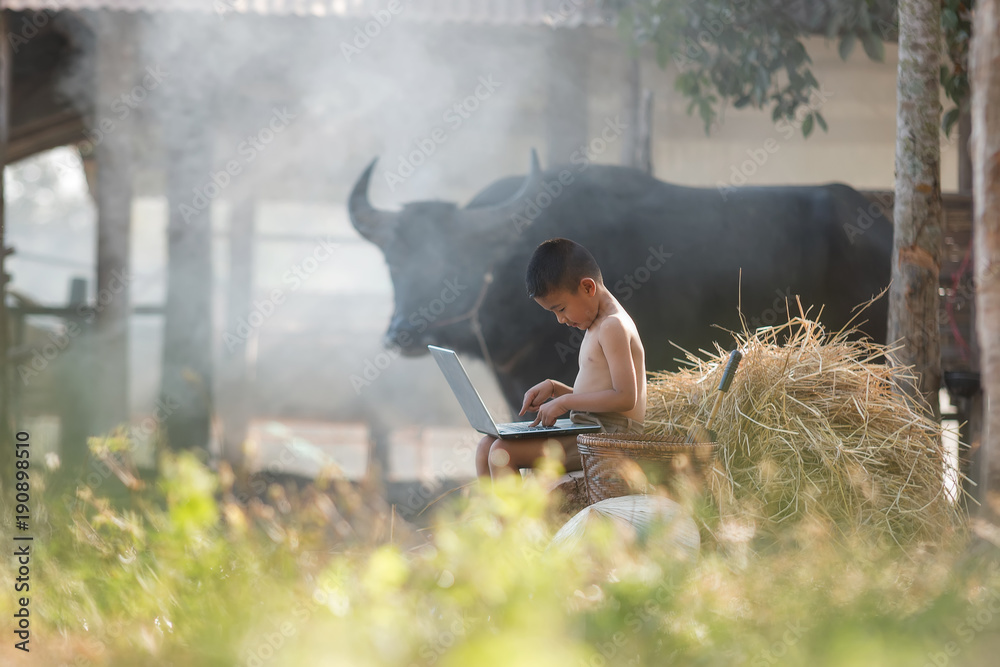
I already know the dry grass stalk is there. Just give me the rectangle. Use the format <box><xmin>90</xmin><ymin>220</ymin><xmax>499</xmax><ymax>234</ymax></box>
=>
<box><xmin>644</xmin><ymin>315</ymin><xmax>966</xmax><ymax>548</ymax></box>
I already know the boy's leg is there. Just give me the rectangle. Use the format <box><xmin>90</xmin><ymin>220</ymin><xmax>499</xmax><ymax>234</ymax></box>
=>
<box><xmin>475</xmin><ymin>434</ymin><xmax>497</xmax><ymax>479</ymax></box>
<box><xmin>488</xmin><ymin>434</ymin><xmax>581</xmax><ymax>480</ymax></box>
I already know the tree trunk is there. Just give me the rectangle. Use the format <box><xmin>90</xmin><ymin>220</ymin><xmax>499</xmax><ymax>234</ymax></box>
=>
<box><xmin>0</xmin><ymin>13</ymin><xmax>11</xmax><ymax>464</ymax></box>
<box><xmin>970</xmin><ymin>0</ymin><xmax>1000</xmax><ymax>511</ymax></box>
<box><xmin>888</xmin><ymin>0</ymin><xmax>944</xmax><ymax>418</ymax></box>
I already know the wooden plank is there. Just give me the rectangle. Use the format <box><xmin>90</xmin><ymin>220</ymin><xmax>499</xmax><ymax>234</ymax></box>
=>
<box><xmin>7</xmin><ymin>110</ymin><xmax>85</xmax><ymax>163</ymax></box>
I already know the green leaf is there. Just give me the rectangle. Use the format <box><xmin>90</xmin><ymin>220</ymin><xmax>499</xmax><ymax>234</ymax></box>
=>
<box><xmin>838</xmin><ymin>33</ymin><xmax>856</xmax><ymax>61</ymax></box>
<box><xmin>815</xmin><ymin>111</ymin><xmax>828</xmax><ymax>133</ymax></box>
<box><xmin>858</xmin><ymin>6</ymin><xmax>872</xmax><ymax>32</ymax></box>
<box><xmin>942</xmin><ymin>8</ymin><xmax>959</xmax><ymax>31</ymax></box>
<box><xmin>861</xmin><ymin>31</ymin><xmax>885</xmax><ymax>62</ymax></box>
<box><xmin>942</xmin><ymin>107</ymin><xmax>961</xmax><ymax>137</ymax></box>
<box><xmin>787</xmin><ymin>41</ymin><xmax>807</xmax><ymax>67</ymax></box>
<box><xmin>802</xmin><ymin>113</ymin><xmax>815</xmax><ymax>138</ymax></box>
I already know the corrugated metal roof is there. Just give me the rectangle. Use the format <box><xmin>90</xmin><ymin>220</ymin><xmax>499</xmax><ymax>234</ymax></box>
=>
<box><xmin>5</xmin><ymin>0</ymin><xmax>614</xmax><ymax>26</ymax></box>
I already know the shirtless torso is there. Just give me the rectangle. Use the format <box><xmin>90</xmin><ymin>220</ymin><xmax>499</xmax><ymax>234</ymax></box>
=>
<box><xmin>573</xmin><ymin>298</ymin><xmax>646</xmax><ymax>422</ymax></box>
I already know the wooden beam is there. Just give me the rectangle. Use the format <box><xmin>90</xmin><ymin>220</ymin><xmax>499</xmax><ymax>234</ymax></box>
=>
<box><xmin>7</xmin><ymin>110</ymin><xmax>85</xmax><ymax>164</ymax></box>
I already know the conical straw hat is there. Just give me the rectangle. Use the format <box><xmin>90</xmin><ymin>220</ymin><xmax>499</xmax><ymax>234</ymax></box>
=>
<box><xmin>550</xmin><ymin>495</ymin><xmax>700</xmax><ymax>560</ymax></box>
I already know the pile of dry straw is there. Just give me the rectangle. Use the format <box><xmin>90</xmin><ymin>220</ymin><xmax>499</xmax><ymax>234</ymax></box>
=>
<box><xmin>644</xmin><ymin>313</ymin><xmax>965</xmax><ymax>547</ymax></box>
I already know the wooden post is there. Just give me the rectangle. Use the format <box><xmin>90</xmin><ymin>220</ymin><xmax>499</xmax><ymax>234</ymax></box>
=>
<box><xmin>620</xmin><ymin>56</ymin><xmax>640</xmax><ymax>167</ymax></box>
<box><xmin>546</xmin><ymin>28</ymin><xmax>589</xmax><ymax>164</ymax></box>
<box><xmin>152</xmin><ymin>12</ymin><xmax>218</xmax><ymax>457</ymax></box>
<box><xmin>0</xmin><ymin>11</ymin><xmax>12</xmax><ymax>456</ymax></box>
<box><xmin>161</xmin><ymin>115</ymin><xmax>214</xmax><ymax>455</ymax></box>
<box><xmin>221</xmin><ymin>198</ymin><xmax>255</xmax><ymax>467</ymax></box>
<box><xmin>157</xmin><ymin>27</ymin><xmax>217</xmax><ymax>455</ymax></box>
<box><xmin>637</xmin><ymin>88</ymin><xmax>654</xmax><ymax>175</ymax></box>
<box><xmin>91</xmin><ymin>12</ymin><xmax>136</xmax><ymax>438</ymax></box>
<box><xmin>620</xmin><ymin>56</ymin><xmax>653</xmax><ymax>174</ymax></box>
<box><xmin>58</xmin><ymin>279</ymin><xmax>92</xmax><ymax>469</ymax></box>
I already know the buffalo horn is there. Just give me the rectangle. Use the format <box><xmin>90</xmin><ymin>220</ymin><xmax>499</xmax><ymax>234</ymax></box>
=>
<box><xmin>348</xmin><ymin>158</ymin><xmax>397</xmax><ymax>246</ymax></box>
<box><xmin>462</xmin><ymin>149</ymin><xmax>543</xmax><ymax>233</ymax></box>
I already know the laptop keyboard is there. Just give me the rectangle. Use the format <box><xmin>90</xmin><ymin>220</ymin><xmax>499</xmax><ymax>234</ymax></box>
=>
<box><xmin>501</xmin><ymin>422</ymin><xmax>562</xmax><ymax>432</ymax></box>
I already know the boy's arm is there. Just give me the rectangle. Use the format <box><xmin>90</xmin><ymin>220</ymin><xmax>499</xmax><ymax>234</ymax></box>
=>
<box><xmin>520</xmin><ymin>378</ymin><xmax>574</xmax><ymax>417</ymax></box>
<box><xmin>558</xmin><ymin>318</ymin><xmax>637</xmax><ymax>413</ymax></box>
<box><xmin>547</xmin><ymin>379</ymin><xmax>574</xmax><ymax>397</ymax></box>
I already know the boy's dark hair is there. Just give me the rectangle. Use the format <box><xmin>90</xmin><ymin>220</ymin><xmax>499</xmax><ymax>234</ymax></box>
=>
<box><xmin>525</xmin><ymin>238</ymin><xmax>602</xmax><ymax>298</ymax></box>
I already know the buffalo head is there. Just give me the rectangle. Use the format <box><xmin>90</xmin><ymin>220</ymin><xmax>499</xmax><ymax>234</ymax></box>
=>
<box><xmin>349</xmin><ymin>151</ymin><xmax>542</xmax><ymax>357</ymax></box>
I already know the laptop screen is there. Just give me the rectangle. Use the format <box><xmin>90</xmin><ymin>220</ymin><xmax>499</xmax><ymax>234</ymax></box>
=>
<box><xmin>428</xmin><ymin>345</ymin><xmax>500</xmax><ymax>436</ymax></box>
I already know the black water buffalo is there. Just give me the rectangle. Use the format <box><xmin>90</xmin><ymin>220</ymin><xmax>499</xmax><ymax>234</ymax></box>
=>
<box><xmin>349</xmin><ymin>152</ymin><xmax>892</xmax><ymax>411</ymax></box>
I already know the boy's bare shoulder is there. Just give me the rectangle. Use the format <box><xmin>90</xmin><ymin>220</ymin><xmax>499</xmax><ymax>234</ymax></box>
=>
<box><xmin>596</xmin><ymin>310</ymin><xmax>640</xmax><ymax>342</ymax></box>
<box><xmin>600</xmin><ymin>307</ymin><xmax>639</xmax><ymax>332</ymax></box>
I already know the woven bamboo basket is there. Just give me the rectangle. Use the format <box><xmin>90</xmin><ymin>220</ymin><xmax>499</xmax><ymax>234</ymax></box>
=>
<box><xmin>576</xmin><ymin>433</ymin><xmax>717</xmax><ymax>505</ymax></box>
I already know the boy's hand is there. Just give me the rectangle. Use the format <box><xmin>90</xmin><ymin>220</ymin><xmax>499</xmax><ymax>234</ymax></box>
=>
<box><xmin>520</xmin><ymin>380</ymin><xmax>554</xmax><ymax>416</ymax></box>
<box><xmin>531</xmin><ymin>396</ymin><xmax>568</xmax><ymax>427</ymax></box>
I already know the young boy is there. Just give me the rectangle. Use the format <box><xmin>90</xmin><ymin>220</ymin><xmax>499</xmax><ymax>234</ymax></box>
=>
<box><xmin>475</xmin><ymin>237</ymin><xmax>646</xmax><ymax>480</ymax></box>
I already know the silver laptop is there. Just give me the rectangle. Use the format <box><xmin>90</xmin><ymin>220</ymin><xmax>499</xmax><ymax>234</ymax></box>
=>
<box><xmin>428</xmin><ymin>345</ymin><xmax>601</xmax><ymax>440</ymax></box>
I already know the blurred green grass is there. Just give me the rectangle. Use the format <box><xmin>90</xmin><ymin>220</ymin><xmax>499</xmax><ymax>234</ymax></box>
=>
<box><xmin>2</xmin><ymin>445</ymin><xmax>999</xmax><ymax>667</ymax></box>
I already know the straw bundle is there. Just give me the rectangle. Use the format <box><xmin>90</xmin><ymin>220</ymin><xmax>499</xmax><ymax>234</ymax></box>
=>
<box><xmin>645</xmin><ymin>316</ymin><xmax>965</xmax><ymax>547</ymax></box>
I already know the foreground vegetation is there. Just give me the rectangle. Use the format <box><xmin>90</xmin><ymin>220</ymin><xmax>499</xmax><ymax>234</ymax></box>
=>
<box><xmin>2</xmin><ymin>447</ymin><xmax>999</xmax><ymax>666</ymax></box>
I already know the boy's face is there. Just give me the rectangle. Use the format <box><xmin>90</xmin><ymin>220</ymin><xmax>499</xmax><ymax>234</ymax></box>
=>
<box><xmin>533</xmin><ymin>278</ymin><xmax>598</xmax><ymax>330</ymax></box>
